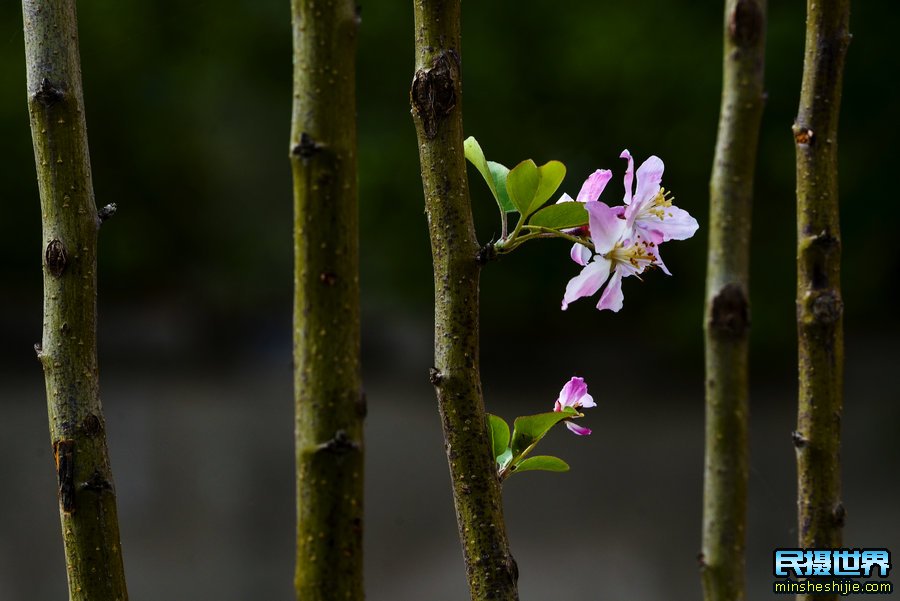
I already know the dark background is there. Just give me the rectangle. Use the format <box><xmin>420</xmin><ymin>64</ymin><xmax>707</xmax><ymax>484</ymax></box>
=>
<box><xmin>1</xmin><ymin>1</ymin><xmax>897</xmax><ymax>599</ymax></box>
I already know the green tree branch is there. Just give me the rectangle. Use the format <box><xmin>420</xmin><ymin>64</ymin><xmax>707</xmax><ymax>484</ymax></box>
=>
<box><xmin>290</xmin><ymin>1</ymin><xmax>364</xmax><ymax>598</ymax></box>
<box><xmin>22</xmin><ymin>1</ymin><xmax>129</xmax><ymax>599</ymax></box>
<box><xmin>701</xmin><ymin>1</ymin><xmax>766</xmax><ymax>600</ymax></box>
<box><xmin>410</xmin><ymin>1</ymin><xmax>519</xmax><ymax>599</ymax></box>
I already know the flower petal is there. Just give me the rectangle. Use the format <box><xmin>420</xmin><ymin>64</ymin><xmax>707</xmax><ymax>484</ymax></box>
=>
<box><xmin>565</xmin><ymin>421</ymin><xmax>592</xmax><ymax>436</ymax></box>
<box><xmin>557</xmin><ymin>376</ymin><xmax>589</xmax><ymax>408</ymax></box>
<box><xmin>575</xmin><ymin>169</ymin><xmax>612</xmax><ymax>203</ymax></box>
<box><xmin>650</xmin><ymin>242</ymin><xmax>672</xmax><ymax>276</ymax></box>
<box><xmin>650</xmin><ymin>205</ymin><xmax>699</xmax><ymax>242</ymax></box>
<box><xmin>556</xmin><ymin>192</ymin><xmax>575</xmax><ymax>204</ymax></box>
<box><xmin>639</xmin><ymin>223</ymin><xmax>667</xmax><ymax>246</ymax></box>
<box><xmin>620</xmin><ymin>149</ymin><xmax>634</xmax><ymax>204</ymax></box>
<box><xmin>570</xmin><ymin>243</ymin><xmax>592</xmax><ymax>266</ymax></box>
<box><xmin>579</xmin><ymin>393</ymin><xmax>596</xmax><ymax>409</ymax></box>
<box><xmin>561</xmin><ymin>257</ymin><xmax>611</xmax><ymax>310</ymax></box>
<box><xmin>596</xmin><ymin>269</ymin><xmax>625</xmax><ymax>312</ymax></box>
<box><xmin>585</xmin><ymin>201</ymin><xmax>628</xmax><ymax>253</ymax></box>
<box><xmin>623</xmin><ymin>193</ymin><xmax>644</xmax><ymax>234</ymax></box>
<box><xmin>634</xmin><ymin>155</ymin><xmax>664</xmax><ymax>206</ymax></box>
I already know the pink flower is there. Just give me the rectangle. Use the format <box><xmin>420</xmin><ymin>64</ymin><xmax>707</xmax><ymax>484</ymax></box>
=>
<box><xmin>561</xmin><ymin>201</ymin><xmax>661</xmax><ymax>312</ymax></box>
<box><xmin>620</xmin><ymin>149</ymin><xmax>698</xmax><ymax>246</ymax></box>
<box><xmin>559</xmin><ymin>151</ymin><xmax>698</xmax><ymax>312</ymax></box>
<box><xmin>553</xmin><ymin>376</ymin><xmax>596</xmax><ymax>436</ymax></box>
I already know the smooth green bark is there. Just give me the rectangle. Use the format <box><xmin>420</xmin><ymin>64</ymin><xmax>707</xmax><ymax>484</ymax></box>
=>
<box><xmin>701</xmin><ymin>1</ymin><xmax>766</xmax><ymax>600</ymax></box>
<box><xmin>793</xmin><ymin>2</ymin><xmax>849</xmax><ymax>599</ymax></box>
<box><xmin>290</xmin><ymin>1</ymin><xmax>364</xmax><ymax>599</ymax></box>
<box><xmin>22</xmin><ymin>1</ymin><xmax>129</xmax><ymax>600</ymax></box>
<box><xmin>410</xmin><ymin>2</ymin><xmax>518</xmax><ymax>599</ymax></box>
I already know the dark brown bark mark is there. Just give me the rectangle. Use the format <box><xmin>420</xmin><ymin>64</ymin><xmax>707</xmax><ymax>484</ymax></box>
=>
<box><xmin>356</xmin><ymin>390</ymin><xmax>367</xmax><ymax>418</ymax></box>
<box><xmin>729</xmin><ymin>0</ymin><xmax>763</xmax><ymax>46</ymax></box>
<box><xmin>793</xmin><ymin>125</ymin><xmax>815</xmax><ymax>145</ymax></box>
<box><xmin>34</xmin><ymin>77</ymin><xmax>64</xmax><ymax>107</ymax></box>
<box><xmin>709</xmin><ymin>283</ymin><xmax>750</xmax><ymax>337</ymax></box>
<box><xmin>831</xmin><ymin>502</ymin><xmax>846</xmax><ymax>527</ymax></box>
<box><xmin>411</xmin><ymin>53</ymin><xmax>457</xmax><ymax>139</ymax></box>
<box><xmin>81</xmin><ymin>414</ymin><xmax>102</xmax><ymax>437</ymax></box>
<box><xmin>292</xmin><ymin>132</ymin><xmax>322</xmax><ymax>159</ymax></box>
<box><xmin>45</xmin><ymin>239</ymin><xmax>68</xmax><ymax>278</ymax></box>
<box><xmin>53</xmin><ymin>439</ymin><xmax>76</xmax><ymax>513</ymax></box>
<box><xmin>82</xmin><ymin>469</ymin><xmax>112</xmax><ymax>492</ymax></box>
<box><xmin>319</xmin><ymin>430</ymin><xmax>359</xmax><ymax>454</ymax></box>
<box><xmin>809</xmin><ymin>290</ymin><xmax>843</xmax><ymax>324</ymax></box>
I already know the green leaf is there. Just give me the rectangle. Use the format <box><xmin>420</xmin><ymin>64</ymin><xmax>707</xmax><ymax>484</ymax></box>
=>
<box><xmin>464</xmin><ymin>137</ymin><xmax>516</xmax><ymax>213</ymax></box>
<box><xmin>527</xmin><ymin>201</ymin><xmax>590</xmax><ymax>230</ymax></box>
<box><xmin>506</xmin><ymin>159</ymin><xmax>567</xmax><ymax>217</ymax></box>
<box><xmin>532</xmin><ymin>161</ymin><xmax>567</xmax><ymax>215</ymax></box>
<box><xmin>511</xmin><ymin>455</ymin><xmax>570</xmax><ymax>474</ymax></box>
<box><xmin>510</xmin><ymin>408</ymin><xmax>577</xmax><ymax>458</ymax></box>
<box><xmin>487</xmin><ymin>414</ymin><xmax>510</xmax><ymax>460</ymax></box>
<box><xmin>486</xmin><ymin>161</ymin><xmax>514</xmax><ymax>213</ymax></box>
<box><xmin>506</xmin><ymin>159</ymin><xmax>541</xmax><ymax>215</ymax></box>
<box><xmin>497</xmin><ymin>448</ymin><xmax>513</xmax><ymax>469</ymax></box>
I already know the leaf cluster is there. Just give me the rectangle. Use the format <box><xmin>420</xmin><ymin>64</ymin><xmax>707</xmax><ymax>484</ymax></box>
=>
<box><xmin>487</xmin><ymin>409</ymin><xmax>578</xmax><ymax>481</ymax></box>
<box><xmin>465</xmin><ymin>138</ymin><xmax>592</xmax><ymax>249</ymax></box>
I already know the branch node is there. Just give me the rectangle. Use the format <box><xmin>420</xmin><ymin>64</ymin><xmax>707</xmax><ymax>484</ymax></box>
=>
<box><xmin>34</xmin><ymin>77</ymin><xmax>64</xmax><ymax>107</ymax></box>
<box><xmin>709</xmin><ymin>283</ymin><xmax>749</xmax><ymax>337</ymax></box>
<box><xmin>98</xmin><ymin>203</ymin><xmax>118</xmax><ymax>222</ymax></box>
<box><xmin>411</xmin><ymin>52</ymin><xmax>458</xmax><ymax>139</ymax></box>
<box><xmin>792</xmin><ymin>124</ymin><xmax>815</xmax><ymax>146</ymax></box>
<box><xmin>81</xmin><ymin>469</ymin><xmax>113</xmax><ymax>493</ymax></box>
<box><xmin>318</xmin><ymin>430</ymin><xmax>359</xmax><ymax>454</ymax></box>
<box><xmin>831</xmin><ymin>502</ymin><xmax>846</xmax><ymax>527</ymax></box>
<box><xmin>356</xmin><ymin>390</ymin><xmax>368</xmax><ymax>418</ymax></box>
<box><xmin>808</xmin><ymin>290</ymin><xmax>843</xmax><ymax>325</ymax></box>
<box><xmin>475</xmin><ymin>242</ymin><xmax>496</xmax><ymax>265</ymax></box>
<box><xmin>292</xmin><ymin>132</ymin><xmax>323</xmax><ymax>159</ymax></box>
<box><xmin>45</xmin><ymin>239</ymin><xmax>68</xmax><ymax>278</ymax></box>
<box><xmin>81</xmin><ymin>413</ymin><xmax>103</xmax><ymax>437</ymax></box>
<box><xmin>728</xmin><ymin>0</ymin><xmax>764</xmax><ymax>47</ymax></box>
<box><xmin>506</xmin><ymin>553</ymin><xmax>519</xmax><ymax>582</ymax></box>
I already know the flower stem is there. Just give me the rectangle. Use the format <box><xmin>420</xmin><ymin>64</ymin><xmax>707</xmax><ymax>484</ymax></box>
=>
<box><xmin>290</xmin><ymin>1</ymin><xmax>364</xmax><ymax>598</ymax></box>
<box><xmin>497</xmin><ymin>226</ymin><xmax>593</xmax><ymax>255</ymax></box>
<box><xmin>701</xmin><ymin>1</ymin><xmax>766</xmax><ymax>600</ymax></box>
<box><xmin>793</xmin><ymin>1</ymin><xmax>849</xmax><ymax>597</ymax></box>
<box><xmin>22</xmin><ymin>1</ymin><xmax>130</xmax><ymax>599</ymax></box>
<box><xmin>410</xmin><ymin>2</ymin><xmax>518</xmax><ymax>598</ymax></box>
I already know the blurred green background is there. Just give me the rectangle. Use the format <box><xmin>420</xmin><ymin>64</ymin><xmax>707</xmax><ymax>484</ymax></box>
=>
<box><xmin>1</xmin><ymin>0</ymin><xmax>896</xmax><ymax>370</ymax></box>
<box><xmin>1</xmin><ymin>1</ymin><xmax>898</xmax><ymax>600</ymax></box>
